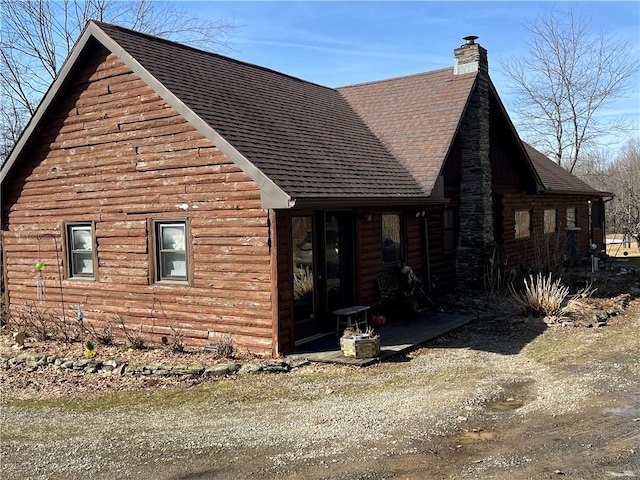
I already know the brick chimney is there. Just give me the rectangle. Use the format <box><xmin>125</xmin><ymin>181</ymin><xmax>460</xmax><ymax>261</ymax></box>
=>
<box><xmin>454</xmin><ymin>36</ymin><xmax>494</xmax><ymax>288</ymax></box>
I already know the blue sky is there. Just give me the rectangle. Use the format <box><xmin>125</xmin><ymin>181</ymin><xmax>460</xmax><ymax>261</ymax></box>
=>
<box><xmin>184</xmin><ymin>1</ymin><xmax>640</xmax><ymax>152</ymax></box>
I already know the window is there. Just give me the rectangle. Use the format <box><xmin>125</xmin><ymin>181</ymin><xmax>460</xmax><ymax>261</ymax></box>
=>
<box><xmin>66</xmin><ymin>223</ymin><xmax>95</xmax><ymax>278</ymax></box>
<box><xmin>514</xmin><ymin>210</ymin><xmax>531</xmax><ymax>239</ymax></box>
<box><xmin>566</xmin><ymin>207</ymin><xmax>577</xmax><ymax>228</ymax></box>
<box><xmin>544</xmin><ymin>209</ymin><xmax>557</xmax><ymax>234</ymax></box>
<box><xmin>444</xmin><ymin>208</ymin><xmax>456</xmax><ymax>251</ymax></box>
<box><xmin>382</xmin><ymin>213</ymin><xmax>404</xmax><ymax>264</ymax></box>
<box><xmin>154</xmin><ymin>220</ymin><xmax>188</xmax><ymax>282</ymax></box>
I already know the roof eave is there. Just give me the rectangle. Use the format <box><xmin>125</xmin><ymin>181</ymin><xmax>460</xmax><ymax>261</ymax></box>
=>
<box><xmin>90</xmin><ymin>22</ymin><xmax>293</xmax><ymax>209</ymax></box>
<box><xmin>541</xmin><ymin>189</ymin><xmax>611</xmax><ymax>197</ymax></box>
<box><xmin>289</xmin><ymin>195</ymin><xmax>445</xmax><ymax>210</ymax></box>
<box><xmin>1</xmin><ymin>21</ymin><xmax>293</xmax><ymax>210</ymax></box>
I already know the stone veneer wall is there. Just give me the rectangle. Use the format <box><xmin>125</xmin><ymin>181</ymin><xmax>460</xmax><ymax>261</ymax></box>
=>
<box><xmin>455</xmin><ymin>42</ymin><xmax>494</xmax><ymax>288</ymax></box>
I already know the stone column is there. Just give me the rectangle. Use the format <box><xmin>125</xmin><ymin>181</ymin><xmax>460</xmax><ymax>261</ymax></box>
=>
<box><xmin>454</xmin><ymin>38</ymin><xmax>494</xmax><ymax>288</ymax></box>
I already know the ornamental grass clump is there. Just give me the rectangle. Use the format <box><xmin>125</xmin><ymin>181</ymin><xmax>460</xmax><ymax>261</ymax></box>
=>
<box><xmin>509</xmin><ymin>272</ymin><xmax>570</xmax><ymax>317</ymax></box>
<box><xmin>293</xmin><ymin>267</ymin><xmax>313</xmax><ymax>300</ymax></box>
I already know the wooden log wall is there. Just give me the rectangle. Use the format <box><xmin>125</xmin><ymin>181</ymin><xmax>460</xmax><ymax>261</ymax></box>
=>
<box><xmin>274</xmin><ymin>210</ymin><xmax>295</xmax><ymax>352</ymax></box>
<box><xmin>1</xmin><ymin>48</ymin><xmax>275</xmax><ymax>354</ymax></box>
<box><xmin>500</xmin><ymin>193</ymin><xmax>594</xmax><ymax>269</ymax></box>
<box><xmin>356</xmin><ymin>207</ymin><xmax>427</xmax><ymax>307</ymax></box>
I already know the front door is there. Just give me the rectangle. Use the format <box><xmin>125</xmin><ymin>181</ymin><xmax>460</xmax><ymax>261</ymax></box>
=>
<box><xmin>292</xmin><ymin>211</ymin><xmax>355</xmax><ymax>343</ymax></box>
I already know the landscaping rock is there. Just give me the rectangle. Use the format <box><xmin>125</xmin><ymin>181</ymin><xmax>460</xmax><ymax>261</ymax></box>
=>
<box><xmin>204</xmin><ymin>363</ymin><xmax>240</xmax><ymax>377</ymax></box>
<box><xmin>290</xmin><ymin>359</ymin><xmax>311</xmax><ymax>369</ymax></box>
<box><xmin>238</xmin><ymin>364</ymin><xmax>263</xmax><ymax>375</ymax></box>
<box><xmin>73</xmin><ymin>359</ymin><xmax>90</xmax><ymax>369</ymax></box>
<box><xmin>261</xmin><ymin>360</ymin><xmax>291</xmax><ymax>373</ymax></box>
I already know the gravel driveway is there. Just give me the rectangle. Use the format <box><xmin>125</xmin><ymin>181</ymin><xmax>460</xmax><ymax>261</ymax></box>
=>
<box><xmin>1</xmin><ymin>295</ymin><xmax>639</xmax><ymax>479</ymax></box>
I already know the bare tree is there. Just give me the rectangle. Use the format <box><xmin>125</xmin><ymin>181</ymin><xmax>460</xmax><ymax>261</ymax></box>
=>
<box><xmin>605</xmin><ymin>139</ymin><xmax>640</xmax><ymax>245</ymax></box>
<box><xmin>576</xmin><ymin>139</ymin><xmax>640</xmax><ymax>243</ymax></box>
<box><xmin>501</xmin><ymin>6</ymin><xmax>639</xmax><ymax>173</ymax></box>
<box><xmin>0</xmin><ymin>0</ymin><xmax>235</xmax><ymax>163</ymax></box>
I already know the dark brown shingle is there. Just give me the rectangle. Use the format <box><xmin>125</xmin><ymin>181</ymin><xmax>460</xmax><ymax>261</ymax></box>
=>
<box><xmin>523</xmin><ymin>143</ymin><xmax>604</xmax><ymax>195</ymax></box>
<box><xmin>97</xmin><ymin>23</ymin><xmax>428</xmax><ymax>200</ymax></box>
<box><xmin>338</xmin><ymin>69</ymin><xmax>477</xmax><ymax>194</ymax></box>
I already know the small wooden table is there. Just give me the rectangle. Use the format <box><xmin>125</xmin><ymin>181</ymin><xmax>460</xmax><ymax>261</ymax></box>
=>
<box><xmin>333</xmin><ymin>305</ymin><xmax>370</xmax><ymax>336</ymax></box>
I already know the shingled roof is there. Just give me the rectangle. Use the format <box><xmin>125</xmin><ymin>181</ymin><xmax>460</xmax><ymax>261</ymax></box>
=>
<box><xmin>2</xmin><ymin>21</ymin><xmax>605</xmax><ymax>207</ymax></box>
<box><xmin>338</xmin><ymin>69</ymin><xmax>476</xmax><ymax>194</ymax></box>
<box><xmin>96</xmin><ymin>22</ymin><xmax>433</xmax><ymax>204</ymax></box>
<box><xmin>523</xmin><ymin>143</ymin><xmax>606</xmax><ymax>196</ymax></box>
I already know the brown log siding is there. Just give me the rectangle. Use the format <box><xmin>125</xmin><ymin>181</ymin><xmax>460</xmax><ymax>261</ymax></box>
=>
<box><xmin>1</xmin><ymin>48</ymin><xmax>274</xmax><ymax>354</ymax></box>
<box><xmin>500</xmin><ymin>194</ymin><xmax>595</xmax><ymax>268</ymax></box>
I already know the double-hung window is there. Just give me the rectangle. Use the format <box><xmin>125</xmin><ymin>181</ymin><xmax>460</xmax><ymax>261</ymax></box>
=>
<box><xmin>66</xmin><ymin>223</ymin><xmax>95</xmax><ymax>278</ymax></box>
<box><xmin>154</xmin><ymin>220</ymin><xmax>188</xmax><ymax>282</ymax></box>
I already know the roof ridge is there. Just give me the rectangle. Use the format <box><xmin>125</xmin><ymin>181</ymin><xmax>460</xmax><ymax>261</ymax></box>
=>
<box><xmin>92</xmin><ymin>20</ymin><xmax>337</xmax><ymax>93</ymax></box>
<box><xmin>337</xmin><ymin>66</ymin><xmax>469</xmax><ymax>90</ymax></box>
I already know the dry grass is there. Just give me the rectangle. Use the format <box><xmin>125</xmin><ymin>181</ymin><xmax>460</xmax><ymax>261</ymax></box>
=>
<box><xmin>509</xmin><ymin>272</ymin><xmax>570</xmax><ymax>317</ymax></box>
<box><xmin>606</xmin><ymin>234</ymin><xmax>640</xmax><ymax>257</ymax></box>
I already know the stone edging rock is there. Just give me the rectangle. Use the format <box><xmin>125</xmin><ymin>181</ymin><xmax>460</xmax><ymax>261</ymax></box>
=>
<box><xmin>0</xmin><ymin>354</ymin><xmax>310</xmax><ymax>378</ymax></box>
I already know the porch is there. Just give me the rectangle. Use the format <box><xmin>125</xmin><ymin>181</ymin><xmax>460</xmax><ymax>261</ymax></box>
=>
<box><xmin>287</xmin><ymin>311</ymin><xmax>474</xmax><ymax>366</ymax></box>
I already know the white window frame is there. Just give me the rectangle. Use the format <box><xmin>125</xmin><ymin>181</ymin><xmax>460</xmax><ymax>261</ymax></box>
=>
<box><xmin>153</xmin><ymin>219</ymin><xmax>189</xmax><ymax>283</ymax></box>
<box><xmin>65</xmin><ymin>222</ymin><xmax>95</xmax><ymax>279</ymax></box>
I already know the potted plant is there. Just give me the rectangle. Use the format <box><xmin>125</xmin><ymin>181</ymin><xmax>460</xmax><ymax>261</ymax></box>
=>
<box><xmin>340</xmin><ymin>327</ymin><xmax>380</xmax><ymax>358</ymax></box>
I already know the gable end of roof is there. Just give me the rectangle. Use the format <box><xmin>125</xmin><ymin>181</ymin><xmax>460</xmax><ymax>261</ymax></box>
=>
<box><xmin>1</xmin><ymin>21</ymin><xmax>293</xmax><ymax>209</ymax></box>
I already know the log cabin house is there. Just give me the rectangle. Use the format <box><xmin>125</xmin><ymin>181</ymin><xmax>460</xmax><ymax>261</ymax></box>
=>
<box><xmin>0</xmin><ymin>23</ymin><xmax>607</xmax><ymax>355</ymax></box>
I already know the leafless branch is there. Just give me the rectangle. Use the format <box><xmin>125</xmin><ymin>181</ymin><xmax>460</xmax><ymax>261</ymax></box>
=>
<box><xmin>0</xmin><ymin>0</ymin><xmax>236</xmax><ymax>165</ymax></box>
<box><xmin>500</xmin><ymin>5</ymin><xmax>639</xmax><ymax>173</ymax></box>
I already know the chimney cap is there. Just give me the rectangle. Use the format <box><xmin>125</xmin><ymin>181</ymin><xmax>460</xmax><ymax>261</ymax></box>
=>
<box><xmin>463</xmin><ymin>35</ymin><xmax>479</xmax><ymax>45</ymax></box>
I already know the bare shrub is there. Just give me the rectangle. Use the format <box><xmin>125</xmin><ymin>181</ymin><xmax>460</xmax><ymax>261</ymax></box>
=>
<box><xmin>86</xmin><ymin>319</ymin><xmax>115</xmax><ymax>345</ymax></box>
<box><xmin>114</xmin><ymin>315</ymin><xmax>146</xmax><ymax>349</ymax></box>
<box><xmin>50</xmin><ymin>312</ymin><xmax>85</xmax><ymax>343</ymax></box>
<box><xmin>532</xmin><ymin>234</ymin><xmax>565</xmax><ymax>276</ymax></box>
<box><xmin>209</xmin><ymin>333</ymin><xmax>234</xmax><ymax>359</ymax></box>
<box><xmin>484</xmin><ymin>248</ymin><xmax>514</xmax><ymax>296</ymax></box>
<box><xmin>509</xmin><ymin>272</ymin><xmax>570</xmax><ymax>317</ymax></box>
<box><xmin>167</xmin><ymin>326</ymin><xmax>185</xmax><ymax>353</ymax></box>
<box><xmin>9</xmin><ymin>302</ymin><xmax>57</xmax><ymax>341</ymax></box>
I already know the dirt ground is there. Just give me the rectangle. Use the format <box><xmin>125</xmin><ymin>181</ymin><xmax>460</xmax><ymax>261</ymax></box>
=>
<box><xmin>1</xmin><ymin>267</ymin><xmax>639</xmax><ymax>480</ymax></box>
